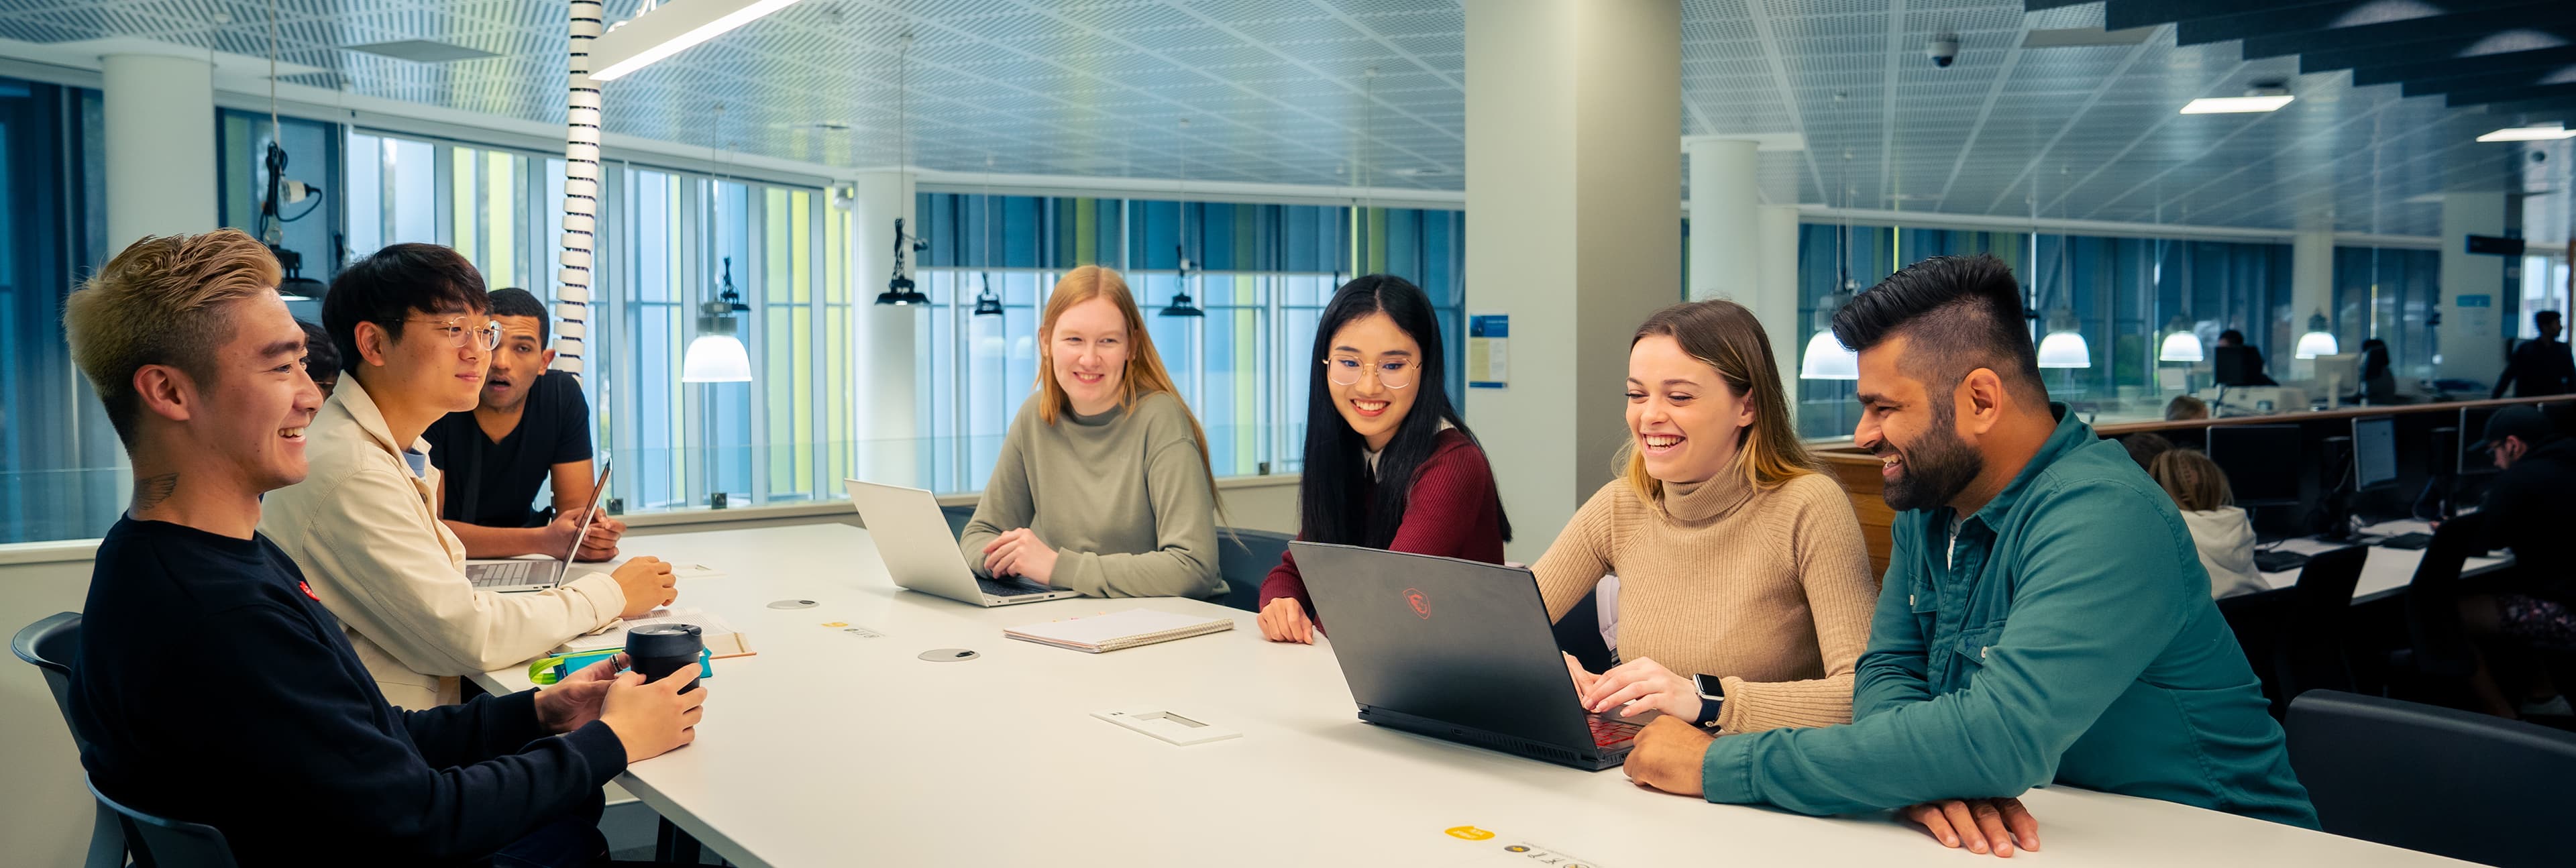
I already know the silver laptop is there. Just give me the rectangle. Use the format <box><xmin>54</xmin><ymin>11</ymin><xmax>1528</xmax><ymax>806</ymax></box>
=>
<box><xmin>844</xmin><ymin>478</ymin><xmax>1081</xmax><ymax>606</ymax></box>
<box><xmin>465</xmin><ymin>458</ymin><xmax>611</xmax><ymax>592</ymax></box>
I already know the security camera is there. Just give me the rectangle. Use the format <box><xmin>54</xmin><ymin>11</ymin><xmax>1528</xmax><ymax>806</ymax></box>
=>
<box><xmin>1927</xmin><ymin>34</ymin><xmax>1958</xmax><ymax>68</ymax></box>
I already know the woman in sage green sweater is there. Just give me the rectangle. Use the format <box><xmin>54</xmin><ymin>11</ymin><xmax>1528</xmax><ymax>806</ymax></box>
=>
<box><xmin>959</xmin><ymin>265</ymin><xmax>1225</xmax><ymax>599</ymax></box>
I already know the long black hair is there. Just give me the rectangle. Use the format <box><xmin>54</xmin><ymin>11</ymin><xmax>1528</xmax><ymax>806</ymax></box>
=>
<box><xmin>1297</xmin><ymin>274</ymin><xmax>1509</xmax><ymax>549</ymax></box>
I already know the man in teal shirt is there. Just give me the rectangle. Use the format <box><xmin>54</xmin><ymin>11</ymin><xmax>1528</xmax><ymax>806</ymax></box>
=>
<box><xmin>1622</xmin><ymin>254</ymin><xmax>2314</xmax><ymax>856</ymax></box>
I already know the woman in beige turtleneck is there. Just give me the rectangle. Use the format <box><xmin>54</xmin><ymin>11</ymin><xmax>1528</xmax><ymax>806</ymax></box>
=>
<box><xmin>1537</xmin><ymin>300</ymin><xmax>1878</xmax><ymax>735</ymax></box>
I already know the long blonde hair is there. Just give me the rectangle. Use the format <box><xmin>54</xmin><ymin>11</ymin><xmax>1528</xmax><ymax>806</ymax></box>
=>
<box><xmin>1035</xmin><ymin>266</ymin><xmax>1220</xmax><ymax>500</ymax></box>
<box><xmin>1617</xmin><ymin>299</ymin><xmax>1818</xmax><ymax>501</ymax></box>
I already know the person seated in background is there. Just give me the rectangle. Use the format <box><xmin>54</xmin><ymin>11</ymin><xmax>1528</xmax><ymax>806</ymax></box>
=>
<box><xmin>2149</xmin><ymin>448</ymin><xmax>2265</xmax><ymax>600</ymax></box>
<box><xmin>262</xmin><ymin>244</ymin><xmax>675</xmax><ymax>709</ymax></box>
<box><xmin>62</xmin><ymin>229</ymin><xmax>705</xmax><ymax>866</ymax></box>
<box><xmin>299</xmin><ymin>319</ymin><xmax>341</xmax><ymax>398</ymax></box>
<box><xmin>960</xmin><ymin>265</ymin><xmax>1223</xmax><ymax>599</ymax></box>
<box><xmin>2164</xmin><ymin>395</ymin><xmax>2208</xmax><ymax>421</ymax></box>
<box><xmin>2214</xmin><ymin>330</ymin><xmax>2278</xmax><ymax>387</ymax></box>
<box><xmin>425</xmin><ymin>287</ymin><xmax>625</xmax><ymax>561</ymax></box>
<box><xmin>2358</xmin><ymin>339</ymin><xmax>2397</xmax><ymax>404</ymax></box>
<box><xmin>1256</xmin><ymin>275</ymin><xmax>1509</xmax><ymax>643</ymax></box>
<box><xmin>1533</xmin><ymin>300</ymin><xmax>1878</xmax><ymax>735</ymax></box>
<box><xmin>2457</xmin><ymin>405</ymin><xmax>2576</xmax><ymax>718</ymax></box>
<box><xmin>1618</xmin><ymin>255</ymin><xmax>2313</xmax><ymax>857</ymax></box>
<box><xmin>2118</xmin><ymin>431</ymin><xmax>2172</xmax><ymax>472</ymax></box>
<box><xmin>2493</xmin><ymin>311</ymin><xmax>2574</xmax><ymax>398</ymax></box>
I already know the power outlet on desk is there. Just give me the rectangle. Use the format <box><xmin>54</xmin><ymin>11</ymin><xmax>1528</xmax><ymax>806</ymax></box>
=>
<box><xmin>710</xmin><ymin>492</ymin><xmax>728</xmax><ymax>510</ymax></box>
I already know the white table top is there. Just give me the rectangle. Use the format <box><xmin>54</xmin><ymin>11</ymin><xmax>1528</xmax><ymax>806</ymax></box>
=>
<box><xmin>479</xmin><ymin>524</ymin><xmax>2471</xmax><ymax>867</ymax></box>
<box><xmin>2258</xmin><ymin>519</ymin><xmax>2511</xmax><ymax>604</ymax></box>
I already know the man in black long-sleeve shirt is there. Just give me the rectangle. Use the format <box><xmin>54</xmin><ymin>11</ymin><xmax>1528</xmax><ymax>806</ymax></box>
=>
<box><xmin>2493</xmin><ymin>311</ymin><xmax>2575</xmax><ymax>398</ymax></box>
<box><xmin>59</xmin><ymin>230</ymin><xmax>706</xmax><ymax>866</ymax></box>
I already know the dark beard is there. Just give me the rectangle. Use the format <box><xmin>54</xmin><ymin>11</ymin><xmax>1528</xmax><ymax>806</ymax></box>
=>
<box><xmin>1879</xmin><ymin>404</ymin><xmax>1984</xmax><ymax>513</ymax></box>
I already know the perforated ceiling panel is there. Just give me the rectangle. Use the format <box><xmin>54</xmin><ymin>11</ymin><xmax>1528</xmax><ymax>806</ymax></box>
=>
<box><xmin>0</xmin><ymin>0</ymin><xmax>2542</xmax><ymax>234</ymax></box>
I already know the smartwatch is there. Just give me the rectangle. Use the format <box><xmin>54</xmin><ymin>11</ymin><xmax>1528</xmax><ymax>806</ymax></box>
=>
<box><xmin>1690</xmin><ymin>673</ymin><xmax>1726</xmax><ymax>728</ymax></box>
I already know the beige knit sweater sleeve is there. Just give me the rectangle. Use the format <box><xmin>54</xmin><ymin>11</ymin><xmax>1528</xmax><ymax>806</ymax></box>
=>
<box><xmin>1713</xmin><ymin>473</ymin><xmax>1880</xmax><ymax>734</ymax></box>
<box><xmin>1531</xmin><ymin>482</ymin><xmax>1623</xmax><ymax>625</ymax></box>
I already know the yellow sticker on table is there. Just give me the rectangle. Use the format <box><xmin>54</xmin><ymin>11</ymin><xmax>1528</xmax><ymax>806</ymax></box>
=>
<box><xmin>1438</xmin><ymin>825</ymin><xmax>1606</xmax><ymax>867</ymax></box>
<box><xmin>1445</xmin><ymin>826</ymin><xmax>1496</xmax><ymax>841</ymax></box>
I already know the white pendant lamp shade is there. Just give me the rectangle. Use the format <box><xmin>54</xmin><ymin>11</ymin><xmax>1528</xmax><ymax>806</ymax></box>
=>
<box><xmin>682</xmin><ymin>334</ymin><xmax>752</xmax><ymax>382</ymax></box>
<box><xmin>1799</xmin><ymin>330</ymin><xmax>1859</xmax><ymax>380</ymax></box>
<box><xmin>2294</xmin><ymin>311</ymin><xmax>2337</xmax><ymax>360</ymax></box>
<box><xmin>2159</xmin><ymin>330</ymin><xmax>2204</xmax><ymax>362</ymax></box>
<box><xmin>2037</xmin><ymin>331</ymin><xmax>2091</xmax><ymax>368</ymax></box>
<box><xmin>2036</xmin><ymin>308</ymin><xmax>2090</xmax><ymax>368</ymax></box>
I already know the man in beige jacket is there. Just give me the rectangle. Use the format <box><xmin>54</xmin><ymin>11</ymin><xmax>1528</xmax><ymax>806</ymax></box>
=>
<box><xmin>263</xmin><ymin>243</ymin><xmax>675</xmax><ymax>708</ymax></box>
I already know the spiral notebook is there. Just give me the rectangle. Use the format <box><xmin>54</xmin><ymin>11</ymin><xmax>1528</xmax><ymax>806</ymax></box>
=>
<box><xmin>1004</xmin><ymin>608</ymin><xmax>1236</xmax><ymax>653</ymax></box>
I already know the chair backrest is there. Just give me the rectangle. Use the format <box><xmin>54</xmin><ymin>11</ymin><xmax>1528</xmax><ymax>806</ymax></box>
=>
<box><xmin>12</xmin><ymin>612</ymin><xmax>89</xmax><ymax>753</ymax></box>
<box><xmin>2279</xmin><ymin>546</ymin><xmax>2368</xmax><ymax>698</ymax></box>
<box><xmin>85</xmin><ymin>775</ymin><xmax>237</xmax><ymax>868</ymax></box>
<box><xmin>938</xmin><ymin>504</ymin><xmax>976</xmax><ymax>540</ymax></box>
<box><xmin>2403</xmin><ymin>512</ymin><xmax>2488</xmax><ymax>680</ymax></box>
<box><xmin>2215</xmin><ymin>588</ymin><xmax>2296</xmax><ymax>718</ymax></box>
<box><xmin>2288</xmin><ymin>690</ymin><xmax>2576</xmax><ymax>868</ymax></box>
<box><xmin>1215</xmin><ymin>528</ymin><xmax>1295</xmax><ymax>612</ymax></box>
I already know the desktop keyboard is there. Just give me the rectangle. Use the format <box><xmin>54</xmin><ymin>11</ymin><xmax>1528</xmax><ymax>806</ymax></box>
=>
<box><xmin>1587</xmin><ymin>716</ymin><xmax>1642</xmax><ymax>749</ymax></box>
<box><xmin>2378</xmin><ymin>532</ymin><xmax>2434</xmax><ymax>550</ymax></box>
<box><xmin>977</xmin><ymin>577</ymin><xmax>1056</xmax><ymax>597</ymax></box>
<box><xmin>2253</xmin><ymin>550</ymin><xmax>2311</xmax><ymax>574</ymax></box>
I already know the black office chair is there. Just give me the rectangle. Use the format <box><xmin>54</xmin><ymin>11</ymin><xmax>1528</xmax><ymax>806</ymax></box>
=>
<box><xmin>2386</xmin><ymin>513</ymin><xmax>2487</xmax><ymax>705</ymax></box>
<box><xmin>2215</xmin><ymin>587</ymin><xmax>2294</xmax><ymax>718</ymax></box>
<box><xmin>2275</xmin><ymin>546</ymin><xmax>2367</xmax><ymax>702</ymax></box>
<box><xmin>938</xmin><ymin>504</ymin><xmax>976</xmax><ymax>539</ymax></box>
<box><xmin>1214</xmin><ymin>528</ymin><xmax>1295</xmax><ymax>613</ymax></box>
<box><xmin>13</xmin><ymin>612</ymin><xmax>127</xmax><ymax>868</ymax></box>
<box><xmin>2288</xmin><ymin>690</ymin><xmax>2576</xmax><ymax>868</ymax></box>
<box><xmin>85</xmin><ymin>775</ymin><xmax>238</xmax><ymax>868</ymax></box>
<box><xmin>1552</xmin><ymin>585</ymin><xmax>1617</xmax><ymax>675</ymax></box>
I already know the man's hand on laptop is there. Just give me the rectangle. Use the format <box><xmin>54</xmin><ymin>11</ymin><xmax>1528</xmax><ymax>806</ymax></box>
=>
<box><xmin>1901</xmin><ymin>798</ymin><xmax>2039</xmax><ymax>858</ymax></box>
<box><xmin>612</xmin><ymin>556</ymin><xmax>676</xmax><ymax>618</ymax></box>
<box><xmin>1580</xmin><ymin>656</ymin><xmax>1701</xmax><ymax>722</ymax></box>
<box><xmin>1620</xmin><ymin>717</ymin><xmax>1711</xmax><ymax>796</ymax></box>
<box><xmin>543</xmin><ymin>508</ymin><xmax>593</xmax><ymax>558</ymax></box>
<box><xmin>575</xmin><ymin>512</ymin><xmax>625</xmax><ymax>562</ymax></box>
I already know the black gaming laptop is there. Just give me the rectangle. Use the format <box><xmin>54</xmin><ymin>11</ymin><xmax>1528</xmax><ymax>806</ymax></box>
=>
<box><xmin>1292</xmin><ymin>542</ymin><xmax>1656</xmax><ymax>771</ymax></box>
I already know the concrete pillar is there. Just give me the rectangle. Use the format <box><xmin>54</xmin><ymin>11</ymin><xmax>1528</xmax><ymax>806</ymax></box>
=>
<box><xmin>2438</xmin><ymin>191</ymin><xmax>2508</xmax><ymax>385</ymax></box>
<box><xmin>1757</xmin><ymin>204</ymin><xmax>1803</xmax><ymax>419</ymax></box>
<box><xmin>102</xmin><ymin>54</ymin><xmax>217</xmax><ymax>247</ymax></box>
<box><xmin>1464</xmin><ymin>0</ymin><xmax>1680</xmax><ymax>563</ymax></box>
<box><xmin>849</xmin><ymin>170</ymin><xmax>920</xmax><ymax>487</ymax></box>
<box><xmin>1686</xmin><ymin>138</ymin><xmax>1760</xmax><ymax>303</ymax></box>
<box><xmin>2289</xmin><ymin>230</ymin><xmax>2334</xmax><ymax>380</ymax></box>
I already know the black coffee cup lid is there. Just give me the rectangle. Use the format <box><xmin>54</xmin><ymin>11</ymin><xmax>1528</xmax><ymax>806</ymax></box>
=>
<box><xmin>626</xmin><ymin>622</ymin><xmax>703</xmax><ymax>656</ymax></box>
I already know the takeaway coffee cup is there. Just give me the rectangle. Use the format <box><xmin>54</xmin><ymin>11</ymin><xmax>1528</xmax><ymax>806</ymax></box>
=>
<box><xmin>626</xmin><ymin>623</ymin><xmax>704</xmax><ymax>694</ymax></box>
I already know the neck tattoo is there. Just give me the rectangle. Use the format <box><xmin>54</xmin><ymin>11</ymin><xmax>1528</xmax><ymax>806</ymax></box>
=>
<box><xmin>132</xmin><ymin>472</ymin><xmax>178</xmax><ymax>512</ymax></box>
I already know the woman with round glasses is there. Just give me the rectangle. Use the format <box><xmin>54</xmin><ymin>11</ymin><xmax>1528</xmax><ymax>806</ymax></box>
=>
<box><xmin>1256</xmin><ymin>274</ymin><xmax>1510</xmax><ymax>643</ymax></box>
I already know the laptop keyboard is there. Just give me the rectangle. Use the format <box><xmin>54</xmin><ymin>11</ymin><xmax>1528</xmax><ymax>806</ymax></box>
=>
<box><xmin>470</xmin><ymin>561</ymin><xmax>534</xmax><ymax>587</ymax></box>
<box><xmin>977</xmin><ymin>577</ymin><xmax>1055</xmax><ymax>597</ymax></box>
<box><xmin>1588</xmin><ymin>716</ymin><xmax>1642</xmax><ymax>749</ymax></box>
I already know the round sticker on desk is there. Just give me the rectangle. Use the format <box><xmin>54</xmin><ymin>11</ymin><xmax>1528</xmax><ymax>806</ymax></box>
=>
<box><xmin>767</xmin><ymin>599</ymin><xmax>818</xmax><ymax>609</ymax></box>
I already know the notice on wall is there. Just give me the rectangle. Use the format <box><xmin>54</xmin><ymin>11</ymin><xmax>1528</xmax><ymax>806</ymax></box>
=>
<box><xmin>1467</xmin><ymin>314</ymin><xmax>1509</xmax><ymax>389</ymax></box>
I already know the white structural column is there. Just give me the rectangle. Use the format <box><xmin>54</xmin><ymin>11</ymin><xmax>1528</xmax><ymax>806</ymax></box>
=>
<box><xmin>850</xmin><ymin>170</ymin><xmax>921</xmax><ymax>487</ymax></box>
<box><xmin>1757</xmin><ymin>203</ymin><xmax>1803</xmax><ymax>415</ymax></box>
<box><xmin>2438</xmin><ymin>191</ymin><xmax>2509</xmax><ymax>384</ymax></box>
<box><xmin>102</xmin><ymin>54</ymin><xmax>217</xmax><ymax>248</ymax></box>
<box><xmin>1686</xmin><ymin>138</ymin><xmax>1760</xmax><ymax>303</ymax></box>
<box><xmin>555</xmin><ymin>0</ymin><xmax>604</xmax><ymax>376</ymax></box>
<box><xmin>1464</xmin><ymin>0</ymin><xmax>1681</xmax><ymax>562</ymax></box>
<box><xmin>2290</xmin><ymin>229</ymin><xmax>2334</xmax><ymax>376</ymax></box>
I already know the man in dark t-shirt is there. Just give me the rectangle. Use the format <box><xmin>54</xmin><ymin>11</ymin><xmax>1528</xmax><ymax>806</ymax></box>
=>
<box><xmin>426</xmin><ymin>287</ymin><xmax>624</xmax><ymax>560</ymax></box>
<box><xmin>59</xmin><ymin>230</ymin><xmax>704</xmax><ymax>866</ymax></box>
<box><xmin>2493</xmin><ymin>311</ymin><xmax>2575</xmax><ymax>398</ymax></box>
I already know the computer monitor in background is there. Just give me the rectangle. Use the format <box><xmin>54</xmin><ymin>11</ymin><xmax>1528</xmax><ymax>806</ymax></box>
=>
<box><xmin>2213</xmin><ymin>345</ymin><xmax>2269</xmax><ymax>387</ymax></box>
<box><xmin>2207</xmin><ymin>424</ymin><xmax>2303</xmax><ymax>507</ymax></box>
<box><xmin>2460</xmin><ymin>406</ymin><xmax>2502</xmax><ymax>476</ymax></box>
<box><xmin>2352</xmin><ymin>415</ymin><xmax>2397</xmax><ymax>492</ymax></box>
<box><xmin>2312</xmin><ymin>353</ymin><xmax>2361</xmax><ymax>404</ymax></box>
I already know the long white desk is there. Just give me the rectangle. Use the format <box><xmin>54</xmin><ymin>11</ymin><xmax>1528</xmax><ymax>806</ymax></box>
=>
<box><xmin>481</xmin><ymin>524</ymin><xmax>2473</xmax><ymax>867</ymax></box>
<box><xmin>2259</xmin><ymin>519</ymin><xmax>2512</xmax><ymax>604</ymax></box>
